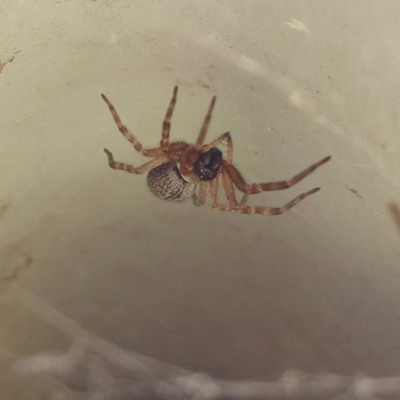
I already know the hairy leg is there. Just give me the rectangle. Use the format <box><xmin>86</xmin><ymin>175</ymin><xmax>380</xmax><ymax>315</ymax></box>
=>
<box><xmin>101</xmin><ymin>94</ymin><xmax>162</xmax><ymax>157</ymax></box>
<box><xmin>195</xmin><ymin>96</ymin><xmax>216</xmax><ymax>150</ymax></box>
<box><xmin>104</xmin><ymin>149</ymin><xmax>169</xmax><ymax>174</ymax></box>
<box><xmin>160</xmin><ymin>86</ymin><xmax>178</xmax><ymax>151</ymax></box>
<box><xmin>202</xmin><ymin>132</ymin><xmax>233</xmax><ymax>163</ymax></box>
<box><xmin>193</xmin><ymin>181</ymin><xmax>208</xmax><ymax>206</ymax></box>
<box><xmin>212</xmin><ymin>168</ymin><xmax>320</xmax><ymax>216</ymax></box>
<box><xmin>223</xmin><ymin>156</ymin><xmax>331</xmax><ymax>194</ymax></box>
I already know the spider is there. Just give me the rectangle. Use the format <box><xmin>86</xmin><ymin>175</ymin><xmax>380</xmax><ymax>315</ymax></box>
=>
<box><xmin>102</xmin><ymin>86</ymin><xmax>331</xmax><ymax>216</ymax></box>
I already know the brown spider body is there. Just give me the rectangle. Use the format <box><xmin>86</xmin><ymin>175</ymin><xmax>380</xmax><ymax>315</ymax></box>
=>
<box><xmin>146</xmin><ymin>146</ymin><xmax>223</xmax><ymax>201</ymax></box>
<box><xmin>102</xmin><ymin>86</ymin><xmax>331</xmax><ymax>216</ymax></box>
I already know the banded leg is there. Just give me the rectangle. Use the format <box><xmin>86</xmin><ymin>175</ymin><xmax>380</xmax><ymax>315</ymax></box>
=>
<box><xmin>104</xmin><ymin>149</ymin><xmax>169</xmax><ymax>174</ymax></box>
<box><xmin>223</xmin><ymin>156</ymin><xmax>331</xmax><ymax>195</ymax></box>
<box><xmin>193</xmin><ymin>181</ymin><xmax>208</xmax><ymax>206</ymax></box>
<box><xmin>160</xmin><ymin>86</ymin><xmax>178</xmax><ymax>150</ymax></box>
<box><xmin>209</xmin><ymin>173</ymin><xmax>220</xmax><ymax>208</ymax></box>
<box><xmin>214</xmin><ymin>168</ymin><xmax>320</xmax><ymax>216</ymax></box>
<box><xmin>195</xmin><ymin>96</ymin><xmax>217</xmax><ymax>150</ymax></box>
<box><xmin>202</xmin><ymin>132</ymin><xmax>233</xmax><ymax>163</ymax></box>
<box><xmin>101</xmin><ymin>94</ymin><xmax>162</xmax><ymax>157</ymax></box>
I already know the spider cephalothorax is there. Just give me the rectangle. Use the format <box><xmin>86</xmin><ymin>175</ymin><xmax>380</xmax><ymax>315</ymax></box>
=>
<box><xmin>102</xmin><ymin>86</ymin><xmax>330</xmax><ymax>215</ymax></box>
<box><xmin>194</xmin><ymin>147</ymin><xmax>223</xmax><ymax>181</ymax></box>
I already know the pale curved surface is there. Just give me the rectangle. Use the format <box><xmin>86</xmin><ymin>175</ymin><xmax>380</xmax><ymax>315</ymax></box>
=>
<box><xmin>1</xmin><ymin>1</ymin><xmax>400</xmax><ymax>399</ymax></box>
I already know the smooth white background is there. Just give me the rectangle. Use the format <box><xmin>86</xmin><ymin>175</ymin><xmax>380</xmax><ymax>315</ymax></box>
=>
<box><xmin>2</xmin><ymin>1</ymin><xmax>400</xmax><ymax>397</ymax></box>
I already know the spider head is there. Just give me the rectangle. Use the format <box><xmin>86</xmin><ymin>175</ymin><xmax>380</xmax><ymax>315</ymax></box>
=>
<box><xmin>193</xmin><ymin>147</ymin><xmax>222</xmax><ymax>181</ymax></box>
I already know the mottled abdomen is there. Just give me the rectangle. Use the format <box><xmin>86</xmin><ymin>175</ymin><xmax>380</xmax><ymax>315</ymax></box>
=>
<box><xmin>146</xmin><ymin>161</ymin><xmax>196</xmax><ymax>202</ymax></box>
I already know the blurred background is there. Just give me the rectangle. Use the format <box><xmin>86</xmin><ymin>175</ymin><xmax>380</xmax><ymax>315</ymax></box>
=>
<box><xmin>1</xmin><ymin>1</ymin><xmax>400</xmax><ymax>399</ymax></box>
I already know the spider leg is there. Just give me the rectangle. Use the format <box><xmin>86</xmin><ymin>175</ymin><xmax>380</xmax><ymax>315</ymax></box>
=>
<box><xmin>223</xmin><ymin>156</ymin><xmax>331</xmax><ymax>194</ymax></box>
<box><xmin>195</xmin><ymin>95</ymin><xmax>216</xmax><ymax>150</ymax></box>
<box><xmin>101</xmin><ymin>94</ymin><xmax>162</xmax><ymax>157</ymax></box>
<box><xmin>202</xmin><ymin>132</ymin><xmax>233</xmax><ymax>163</ymax></box>
<box><xmin>160</xmin><ymin>86</ymin><xmax>178</xmax><ymax>150</ymax></box>
<box><xmin>104</xmin><ymin>149</ymin><xmax>169</xmax><ymax>174</ymax></box>
<box><xmin>193</xmin><ymin>181</ymin><xmax>208</xmax><ymax>206</ymax></box>
<box><xmin>239</xmin><ymin>192</ymin><xmax>250</xmax><ymax>205</ymax></box>
<box><xmin>213</xmin><ymin>167</ymin><xmax>320</xmax><ymax>215</ymax></box>
<box><xmin>209</xmin><ymin>173</ymin><xmax>220</xmax><ymax>207</ymax></box>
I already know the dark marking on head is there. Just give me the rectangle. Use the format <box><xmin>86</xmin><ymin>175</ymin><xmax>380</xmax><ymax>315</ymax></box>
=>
<box><xmin>194</xmin><ymin>147</ymin><xmax>222</xmax><ymax>181</ymax></box>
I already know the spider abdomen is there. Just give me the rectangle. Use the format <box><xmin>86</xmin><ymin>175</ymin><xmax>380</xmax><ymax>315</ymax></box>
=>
<box><xmin>146</xmin><ymin>161</ymin><xmax>195</xmax><ymax>202</ymax></box>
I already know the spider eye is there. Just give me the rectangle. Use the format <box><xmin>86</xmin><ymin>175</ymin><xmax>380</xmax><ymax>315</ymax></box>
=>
<box><xmin>194</xmin><ymin>147</ymin><xmax>222</xmax><ymax>181</ymax></box>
